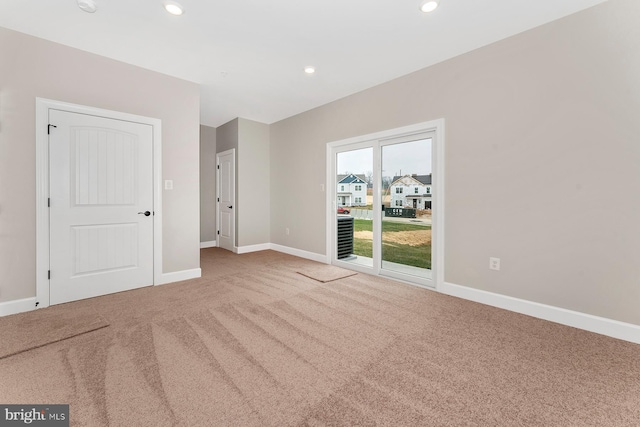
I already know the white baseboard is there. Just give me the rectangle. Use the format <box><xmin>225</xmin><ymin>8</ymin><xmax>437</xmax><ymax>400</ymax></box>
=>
<box><xmin>440</xmin><ymin>281</ymin><xmax>640</xmax><ymax>345</ymax></box>
<box><xmin>156</xmin><ymin>268</ymin><xmax>202</xmax><ymax>286</ymax></box>
<box><xmin>201</xmin><ymin>242</ymin><xmax>327</xmax><ymax>264</ymax></box>
<box><xmin>0</xmin><ymin>297</ymin><xmax>37</xmax><ymax>317</ymax></box>
<box><xmin>200</xmin><ymin>240</ymin><xmax>217</xmax><ymax>249</ymax></box>
<box><xmin>269</xmin><ymin>244</ymin><xmax>328</xmax><ymax>264</ymax></box>
<box><xmin>236</xmin><ymin>243</ymin><xmax>271</xmax><ymax>254</ymax></box>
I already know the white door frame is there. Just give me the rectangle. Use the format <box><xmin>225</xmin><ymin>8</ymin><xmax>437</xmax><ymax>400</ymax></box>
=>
<box><xmin>216</xmin><ymin>149</ymin><xmax>236</xmax><ymax>251</ymax></box>
<box><xmin>326</xmin><ymin>119</ymin><xmax>445</xmax><ymax>290</ymax></box>
<box><xmin>35</xmin><ymin>98</ymin><xmax>163</xmax><ymax>309</ymax></box>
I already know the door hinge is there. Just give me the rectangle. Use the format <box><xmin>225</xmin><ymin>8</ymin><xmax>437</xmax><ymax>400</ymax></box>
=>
<box><xmin>47</xmin><ymin>124</ymin><xmax>57</xmax><ymax>135</ymax></box>
<box><xmin>217</xmin><ymin>230</ymin><xmax>220</xmax><ymax>235</ymax></box>
<box><xmin>48</xmin><ymin>270</ymin><xmax>51</xmax><ymax>280</ymax></box>
<box><xmin>48</xmin><ymin>198</ymin><xmax>50</xmax><ymax>207</ymax></box>
<box><xmin>35</xmin><ymin>301</ymin><xmax>40</xmax><ymax>307</ymax></box>
<box><xmin>217</xmin><ymin>197</ymin><xmax>220</xmax><ymax>202</ymax></box>
<box><xmin>217</xmin><ymin>165</ymin><xmax>220</xmax><ymax>169</ymax></box>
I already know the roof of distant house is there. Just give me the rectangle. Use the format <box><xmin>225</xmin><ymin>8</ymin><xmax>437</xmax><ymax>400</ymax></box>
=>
<box><xmin>337</xmin><ymin>174</ymin><xmax>367</xmax><ymax>184</ymax></box>
<box><xmin>391</xmin><ymin>174</ymin><xmax>432</xmax><ymax>185</ymax></box>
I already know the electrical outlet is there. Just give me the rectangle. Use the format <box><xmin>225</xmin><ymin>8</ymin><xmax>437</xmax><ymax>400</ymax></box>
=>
<box><xmin>285</xmin><ymin>228</ymin><xmax>290</xmax><ymax>235</ymax></box>
<box><xmin>164</xmin><ymin>180</ymin><xmax>173</xmax><ymax>190</ymax></box>
<box><xmin>489</xmin><ymin>257</ymin><xmax>501</xmax><ymax>271</ymax></box>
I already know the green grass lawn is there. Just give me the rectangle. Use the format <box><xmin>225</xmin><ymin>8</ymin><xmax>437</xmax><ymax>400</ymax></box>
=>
<box><xmin>352</xmin><ymin>219</ymin><xmax>431</xmax><ymax>269</ymax></box>
<box><xmin>352</xmin><ymin>219</ymin><xmax>373</xmax><ymax>258</ymax></box>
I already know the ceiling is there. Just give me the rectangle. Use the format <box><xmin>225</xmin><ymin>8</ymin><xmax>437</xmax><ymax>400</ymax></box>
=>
<box><xmin>0</xmin><ymin>0</ymin><xmax>607</xmax><ymax>127</ymax></box>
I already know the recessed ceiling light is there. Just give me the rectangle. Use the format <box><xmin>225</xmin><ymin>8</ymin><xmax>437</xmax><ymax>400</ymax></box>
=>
<box><xmin>420</xmin><ymin>0</ymin><xmax>439</xmax><ymax>13</ymax></box>
<box><xmin>164</xmin><ymin>1</ymin><xmax>184</xmax><ymax>16</ymax></box>
<box><xmin>304</xmin><ymin>66</ymin><xmax>315</xmax><ymax>74</ymax></box>
<box><xmin>77</xmin><ymin>0</ymin><xmax>98</xmax><ymax>13</ymax></box>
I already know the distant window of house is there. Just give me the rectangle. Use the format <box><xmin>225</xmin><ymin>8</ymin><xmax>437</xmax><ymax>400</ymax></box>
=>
<box><xmin>396</xmin><ymin>187</ymin><xmax>403</xmax><ymax>194</ymax></box>
<box><xmin>355</xmin><ymin>185</ymin><xmax>362</xmax><ymax>191</ymax></box>
<box><xmin>414</xmin><ymin>187</ymin><xmax>419</xmax><ymax>194</ymax></box>
<box><xmin>355</xmin><ymin>197</ymin><xmax>362</xmax><ymax>203</ymax></box>
<box><xmin>426</xmin><ymin>187</ymin><xmax>431</xmax><ymax>194</ymax></box>
<box><xmin>395</xmin><ymin>200</ymin><xmax>402</xmax><ymax>206</ymax></box>
<box><xmin>341</xmin><ymin>185</ymin><xmax>344</xmax><ymax>191</ymax></box>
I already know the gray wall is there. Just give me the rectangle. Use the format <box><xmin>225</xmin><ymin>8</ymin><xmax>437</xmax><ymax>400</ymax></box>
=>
<box><xmin>200</xmin><ymin>125</ymin><xmax>217</xmax><ymax>243</ymax></box>
<box><xmin>0</xmin><ymin>27</ymin><xmax>200</xmax><ymax>303</ymax></box>
<box><xmin>238</xmin><ymin>118</ymin><xmax>270</xmax><ymax>247</ymax></box>
<box><xmin>270</xmin><ymin>0</ymin><xmax>640</xmax><ymax>326</ymax></box>
<box><xmin>216</xmin><ymin>119</ymin><xmax>239</xmax><ymax>154</ymax></box>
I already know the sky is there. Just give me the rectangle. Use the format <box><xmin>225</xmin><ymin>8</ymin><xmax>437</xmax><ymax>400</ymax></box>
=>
<box><xmin>337</xmin><ymin>138</ymin><xmax>432</xmax><ymax>180</ymax></box>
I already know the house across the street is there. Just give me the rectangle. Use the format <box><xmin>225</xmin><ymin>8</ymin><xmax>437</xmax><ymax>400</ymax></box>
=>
<box><xmin>337</xmin><ymin>174</ymin><xmax>367</xmax><ymax>207</ymax></box>
<box><xmin>390</xmin><ymin>174</ymin><xmax>432</xmax><ymax>209</ymax></box>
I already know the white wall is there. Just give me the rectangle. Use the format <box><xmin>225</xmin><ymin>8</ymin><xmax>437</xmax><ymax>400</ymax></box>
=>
<box><xmin>269</xmin><ymin>0</ymin><xmax>640</xmax><ymax>326</ymax></box>
<box><xmin>0</xmin><ymin>27</ymin><xmax>200</xmax><ymax>303</ymax></box>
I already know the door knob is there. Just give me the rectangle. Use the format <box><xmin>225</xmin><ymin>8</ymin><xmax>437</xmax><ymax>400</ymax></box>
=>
<box><xmin>138</xmin><ymin>211</ymin><xmax>151</xmax><ymax>216</ymax></box>
<box><xmin>227</xmin><ymin>205</ymin><xmax>233</xmax><ymax>209</ymax></box>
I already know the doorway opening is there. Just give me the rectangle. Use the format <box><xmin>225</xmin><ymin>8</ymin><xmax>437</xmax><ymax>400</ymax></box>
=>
<box><xmin>216</xmin><ymin>149</ymin><xmax>236</xmax><ymax>252</ymax></box>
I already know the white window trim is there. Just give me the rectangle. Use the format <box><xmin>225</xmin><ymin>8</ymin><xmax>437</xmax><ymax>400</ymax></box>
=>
<box><xmin>325</xmin><ymin>119</ymin><xmax>445</xmax><ymax>291</ymax></box>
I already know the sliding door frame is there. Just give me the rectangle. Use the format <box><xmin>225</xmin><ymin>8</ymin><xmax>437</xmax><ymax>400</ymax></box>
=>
<box><xmin>325</xmin><ymin>119</ymin><xmax>445</xmax><ymax>290</ymax></box>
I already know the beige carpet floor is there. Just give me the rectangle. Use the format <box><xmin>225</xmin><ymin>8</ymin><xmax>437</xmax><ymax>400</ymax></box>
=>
<box><xmin>0</xmin><ymin>248</ymin><xmax>638</xmax><ymax>426</ymax></box>
<box><xmin>0</xmin><ymin>307</ymin><xmax>109</xmax><ymax>360</ymax></box>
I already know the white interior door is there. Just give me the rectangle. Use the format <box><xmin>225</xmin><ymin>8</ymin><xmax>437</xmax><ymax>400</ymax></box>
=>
<box><xmin>49</xmin><ymin>109</ymin><xmax>154</xmax><ymax>305</ymax></box>
<box><xmin>217</xmin><ymin>149</ymin><xmax>235</xmax><ymax>252</ymax></box>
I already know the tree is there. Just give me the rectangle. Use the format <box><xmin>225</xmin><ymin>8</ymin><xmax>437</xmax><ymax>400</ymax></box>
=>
<box><xmin>364</xmin><ymin>170</ymin><xmax>373</xmax><ymax>186</ymax></box>
<box><xmin>382</xmin><ymin>176</ymin><xmax>393</xmax><ymax>190</ymax></box>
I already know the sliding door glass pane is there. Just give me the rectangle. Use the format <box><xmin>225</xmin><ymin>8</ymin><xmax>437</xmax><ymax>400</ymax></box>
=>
<box><xmin>381</xmin><ymin>138</ymin><xmax>432</xmax><ymax>278</ymax></box>
<box><xmin>336</xmin><ymin>148</ymin><xmax>373</xmax><ymax>267</ymax></box>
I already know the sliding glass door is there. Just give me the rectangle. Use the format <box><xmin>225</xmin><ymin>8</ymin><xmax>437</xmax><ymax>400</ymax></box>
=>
<box><xmin>380</xmin><ymin>135</ymin><xmax>432</xmax><ymax>280</ymax></box>
<box><xmin>329</xmin><ymin>121</ymin><xmax>442</xmax><ymax>289</ymax></box>
<box><xmin>335</xmin><ymin>146</ymin><xmax>373</xmax><ymax>268</ymax></box>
